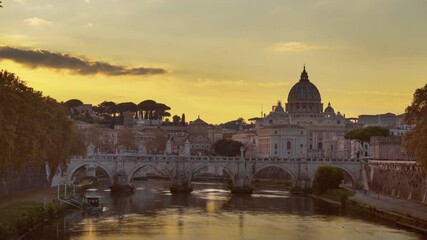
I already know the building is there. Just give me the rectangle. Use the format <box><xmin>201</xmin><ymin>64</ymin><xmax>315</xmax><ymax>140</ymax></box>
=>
<box><xmin>256</xmin><ymin>125</ymin><xmax>307</xmax><ymax>158</ymax></box>
<box><xmin>358</xmin><ymin>113</ymin><xmax>399</xmax><ymax>127</ymax></box>
<box><xmin>332</xmin><ymin>139</ymin><xmax>371</xmax><ymax>159</ymax></box>
<box><xmin>371</xmin><ymin>136</ymin><xmax>412</xmax><ymax>160</ymax></box>
<box><xmin>188</xmin><ymin>116</ymin><xmax>213</xmax><ymax>155</ymax></box>
<box><xmin>250</xmin><ymin>67</ymin><xmax>351</xmax><ymax>158</ymax></box>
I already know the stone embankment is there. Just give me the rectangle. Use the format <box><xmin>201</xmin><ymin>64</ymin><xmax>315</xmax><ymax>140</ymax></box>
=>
<box><xmin>347</xmin><ymin>190</ymin><xmax>427</xmax><ymax>234</ymax></box>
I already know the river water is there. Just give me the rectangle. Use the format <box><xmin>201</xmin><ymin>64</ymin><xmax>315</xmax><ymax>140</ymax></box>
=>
<box><xmin>24</xmin><ymin>180</ymin><xmax>425</xmax><ymax>240</ymax></box>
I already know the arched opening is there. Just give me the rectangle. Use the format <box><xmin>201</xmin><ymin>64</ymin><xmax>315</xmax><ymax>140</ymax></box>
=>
<box><xmin>311</xmin><ymin>165</ymin><xmax>356</xmax><ymax>195</ymax></box>
<box><xmin>190</xmin><ymin>164</ymin><xmax>233</xmax><ymax>194</ymax></box>
<box><xmin>252</xmin><ymin>165</ymin><xmax>295</xmax><ymax>192</ymax></box>
<box><xmin>68</xmin><ymin>164</ymin><xmax>113</xmax><ymax>187</ymax></box>
<box><xmin>191</xmin><ymin>164</ymin><xmax>233</xmax><ymax>182</ymax></box>
<box><xmin>127</xmin><ymin>165</ymin><xmax>169</xmax><ymax>185</ymax></box>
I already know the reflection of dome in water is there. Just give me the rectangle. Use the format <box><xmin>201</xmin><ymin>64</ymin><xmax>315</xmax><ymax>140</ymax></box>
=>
<box><xmin>287</xmin><ymin>66</ymin><xmax>321</xmax><ymax>103</ymax></box>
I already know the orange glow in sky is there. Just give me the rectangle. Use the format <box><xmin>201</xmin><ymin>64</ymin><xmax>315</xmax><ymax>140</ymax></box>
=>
<box><xmin>1</xmin><ymin>0</ymin><xmax>426</xmax><ymax>123</ymax></box>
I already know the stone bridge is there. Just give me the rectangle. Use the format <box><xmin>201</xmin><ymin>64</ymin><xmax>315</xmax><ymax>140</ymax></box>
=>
<box><xmin>56</xmin><ymin>153</ymin><xmax>365</xmax><ymax>194</ymax></box>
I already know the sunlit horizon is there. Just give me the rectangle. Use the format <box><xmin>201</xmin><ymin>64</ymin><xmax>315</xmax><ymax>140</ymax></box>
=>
<box><xmin>1</xmin><ymin>0</ymin><xmax>426</xmax><ymax>123</ymax></box>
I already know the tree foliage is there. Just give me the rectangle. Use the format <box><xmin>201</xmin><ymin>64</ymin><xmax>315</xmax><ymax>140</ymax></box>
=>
<box><xmin>144</xmin><ymin>130</ymin><xmax>167</xmax><ymax>154</ymax></box>
<box><xmin>117</xmin><ymin>127</ymin><xmax>137</xmax><ymax>150</ymax></box>
<box><xmin>219</xmin><ymin>118</ymin><xmax>253</xmax><ymax>131</ymax></box>
<box><xmin>172</xmin><ymin>115</ymin><xmax>181</xmax><ymax>124</ymax></box>
<box><xmin>63</xmin><ymin>99</ymin><xmax>83</xmax><ymax>108</ymax></box>
<box><xmin>0</xmin><ymin>70</ymin><xmax>74</xmax><ymax>182</ymax></box>
<box><xmin>90</xmin><ymin>99</ymin><xmax>172</xmax><ymax>126</ymax></box>
<box><xmin>344</xmin><ymin>126</ymin><xmax>390</xmax><ymax>143</ymax></box>
<box><xmin>213</xmin><ymin>139</ymin><xmax>244</xmax><ymax>157</ymax></box>
<box><xmin>312</xmin><ymin>165</ymin><xmax>344</xmax><ymax>194</ymax></box>
<box><xmin>404</xmin><ymin>83</ymin><xmax>427</xmax><ymax>171</ymax></box>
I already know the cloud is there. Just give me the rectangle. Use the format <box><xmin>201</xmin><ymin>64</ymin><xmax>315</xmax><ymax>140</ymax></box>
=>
<box><xmin>23</xmin><ymin>17</ymin><xmax>53</xmax><ymax>27</ymax></box>
<box><xmin>0</xmin><ymin>46</ymin><xmax>167</xmax><ymax>76</ymax></box>
<box><xmin>274</xmin><ymin>42</ymin><xmax>328</xmax><ymax>52</ymax></box>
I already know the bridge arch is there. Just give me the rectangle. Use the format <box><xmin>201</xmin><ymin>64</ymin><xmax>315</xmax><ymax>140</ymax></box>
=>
<box><xmin>251</xmin><ymin>164</ymin><xmax>297</xmax><ymax>186</ymax></box>
<box><xmin>67</xmin><ymin>162</ymin><xmax>114</xmax><ymax>185</ymax></box>
<box><xmin>310</xmin><ymin>164</ymin><xmax>357</xmax><ymax>189</ymax></box>
<box><xmin>127</xmin><ymin>164</ymin><xmax>170</xmax><ymax>184</ymax></box>
<box><xmin>190</xmin><ymin>163</ymin><xmax>234</xmax><ymax>182</ymax></box>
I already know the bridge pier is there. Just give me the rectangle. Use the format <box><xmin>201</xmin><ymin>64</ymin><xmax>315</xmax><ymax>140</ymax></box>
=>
<box><xmin>231</xmin><ymin>161</ymin><xmax>253</xmax><ymax>194</ymax></box>
<box><xmin>291</xmin><ymin>178</ymin><xmax>312</xmax><ymax>194</ymax></box>
<box><xmin>111</xmin><ymin>174</ymin><xmax>134</xmax><ymax>193</ymax></box>
<box><xmin>170</xmin><ymin>181</ymin><xmax>193</xmax><ymax>194</ymax></box>
<box><xmin>170</xmin><ymin>161</ymin><xmax>193</xmax><ymax>194</ymax></box>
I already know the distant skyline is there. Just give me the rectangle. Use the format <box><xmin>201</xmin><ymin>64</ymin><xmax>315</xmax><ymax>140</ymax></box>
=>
<box><xmin>1</xmin><ymin>0</ymin><xmax>426</xmax><ymax>123</ymax></box>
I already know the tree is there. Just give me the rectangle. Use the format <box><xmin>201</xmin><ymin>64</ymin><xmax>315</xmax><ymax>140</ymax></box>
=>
<box><xmin>154</xmin><ymin>103</ymin><xmax>171</xmax><ymax>120</ymax></box>
<box><xmin>117</xmin><ymin>127</ymin><xmax>137</xmax><ymax>150</ymax></box>
<box><xmin>138</xmin><ymin>100</ymin><xmax>157</xmax><ymax>120</ymax></box>
<box><xmin>172</xmin><ymin>115</ymin><xmax>181</xmax><ymax>124</ymax></box>
<box><xmin>94</xmin><ymin>101</ymin><xmax>116</xmax><ymax>117</ymax></box>
<box><xmin>344</xmin><ymin>126</ymin><xmax>390</xmax><ymax>143</ymax></box>
<box><xmin>312</xmin><ymin>165</ymin><xmax>344</xmax><ymax>194</ymax></box>
<box><xmin>86</xmin><ymin>124</ymin><xmax>102</xmax><ymax>147</ymax></box>
<box><xmin>116</xmin><ymin>102</ymin><xmax>137</xmax><ymax>115</ymax></box>
<box><xmin>63</xmin><ymin>99</ymin><xmax>84</xmax><ymax>108</ymax></box>
<box><xmin>404</xmin><ymin>84</ymin><xmax>427</xmax><ymax>171</ymax></box>
<box><xmin>70</xmin><ymin>126</ymin><xmax>86</xmax><ymax>156</ymax></box>
<box><xmin>0</xmin><ymin>70</ymin><xmax>74</xmax><ymax>182</ymax></box>
<box><xmin>181</xmin><ymin>113</ymin><xmax>186</xmax><ymax>126</ymax></box>
<box><xmin>145</xmin><ymin>130</ymin><xmax>167</xmax><ymax>154</ymax></box>
<box><xmin>213</xmin><ymin>139</ymin><xmax>244</xmax><ymax>157</ymax></box>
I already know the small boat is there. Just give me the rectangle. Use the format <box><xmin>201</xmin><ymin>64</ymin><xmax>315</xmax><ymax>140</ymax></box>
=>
<box><xmin>83</xmin><ymin>195</ymin><xmax>104</xmax><ymax>214</ymax></box>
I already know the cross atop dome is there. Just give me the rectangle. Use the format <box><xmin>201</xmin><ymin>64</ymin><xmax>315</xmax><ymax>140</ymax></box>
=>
<box><xmin>300</xmin><ymin>65</ymin><xmax>309</xmax><ymax>82</ymax></box>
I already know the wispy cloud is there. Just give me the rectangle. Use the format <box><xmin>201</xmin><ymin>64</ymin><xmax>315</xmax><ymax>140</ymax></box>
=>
<box><xmin>23</xmin><ymin>17</ymin><xmax>53</xmax><ymax>27</ymax></box>
<box><xmin>0</xmin><ymin>46</ymin><xmax>167</xmax><ymax>76</ymax></box>
<box><xmin>273</xmin><ymin>42</ymin><xmax>329</xmax><ymax>52</ymax></box>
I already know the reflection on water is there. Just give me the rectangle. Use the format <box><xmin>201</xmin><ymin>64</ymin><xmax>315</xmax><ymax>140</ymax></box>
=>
<box><xmin>24</xmin><ymin>180</ymin><xmax>425</xmax><ymax>240</ymax></box>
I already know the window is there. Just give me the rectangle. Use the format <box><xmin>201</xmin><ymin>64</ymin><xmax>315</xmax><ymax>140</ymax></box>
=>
<box><xmin>287</xmin><ymin>141</ymin><xmax>291</xmax><ymax>150</ymax></box>
<box><xmin>274</xmin><ymin>144</ymin><xmax>278</xmax><ymax>149</ymax></box>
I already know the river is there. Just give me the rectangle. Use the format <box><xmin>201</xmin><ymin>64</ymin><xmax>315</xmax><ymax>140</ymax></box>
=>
<box><xmin>24</xmin><ymin>180</ymin><xmax>425</xmax><ymax>240</ymax></box>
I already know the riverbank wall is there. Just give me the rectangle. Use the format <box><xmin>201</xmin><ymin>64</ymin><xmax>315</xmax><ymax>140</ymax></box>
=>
<box><xmin>311</xmin><ymin>191</ymin><xmax>427</xmax><ymax>234</ymax></box>
<box><xmin>346</xmin><ymin>199</ymin><xmax>427</xmax><ymax>234</ymax></box>
<box><xmin>368</xmin><ymin>161</ymin><xmax>427</xmax><ymax>203</ymax></box>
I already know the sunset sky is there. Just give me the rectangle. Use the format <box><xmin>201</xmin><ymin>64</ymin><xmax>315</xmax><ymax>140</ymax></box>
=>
<box><xmin>1</xmin><ymin>0</ymin><xmax>426</xmax><ymax>123</ymax></box>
